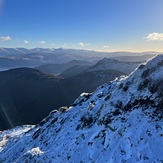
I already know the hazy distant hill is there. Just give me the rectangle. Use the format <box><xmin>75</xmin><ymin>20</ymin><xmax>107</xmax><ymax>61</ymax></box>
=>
<box><xmin>0</xmin><ymin>57</ymin><xmax>42</xmax><ymax>69</ymax></box>
<box><xmin>35</xmin><ymin>60</ymin><xmax>92</xmax><ymax>74</ymax></box>
<box><xmin>112</xmin><ymin>54</ymin><xmax>156</xmax><ymax>62</ymax></box>
<box><xmin>60</xmin><ymin>65</ymin><xmax>91</xmax><ymax>78</ymax></box>
<box><xmin>87</xmin><ymin>58</ymin><xmax>142</xmax><ymax>74</ymax></box>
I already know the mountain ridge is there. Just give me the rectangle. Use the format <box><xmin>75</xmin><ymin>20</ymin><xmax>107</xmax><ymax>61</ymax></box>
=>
<box><xmin>86</xmin><ymin>57</ymin><xmax>142</xmax><ymax>74</ymax></box>
<box><xmin>0</xmin><ymin>48</ymin><xmax>157</xmax><ymax>70</ymax></box>
<box><xmin>35</xmin><ymin>59</ymin><xmax>92</xmax><ymax>74</ymax></box>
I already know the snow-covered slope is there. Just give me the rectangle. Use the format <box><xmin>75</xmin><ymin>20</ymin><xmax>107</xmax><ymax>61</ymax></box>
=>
<box><xmin>0</xmin><ymin>48</ymin><xmax>31</xmax><ymax>55</ymax></box>
<box><xmin>0</xmin><ymin>55</ymin><xmax>163</xmax><ymax>162</ymax></box>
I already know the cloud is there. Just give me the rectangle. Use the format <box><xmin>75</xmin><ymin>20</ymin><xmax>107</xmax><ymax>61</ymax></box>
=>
<box><xmin>103</xmin><ymin>45</ymin><xmax>110</xmax><ymax>49</ymax></box>
<box><xmin>0</xmin><ymin>36</ymin><xmax>12</xmax><ymax>42</ymax></box>
<box><xmin>146</xmin><ymin>32</ymin><xmax>163</xmax><ymax>41</ymax></box>
<box><xmin>51</xmin><ymin>43</ymin><xmax>55</xmax><ymax>46</ymax></box>
<box><xmin>61</xmin><ymin>43</ymin><xmax>68</xmax><ymax>48</ymax></box>
<box><xmin>37</xmin><ymin>40</ymin><xmax>46</xmax><ymax>44</ymax></box>
<box><xmin>24</xmin><ymin>40</ymin><xmax>29</xmax><ymax>44</ymax></box>
<box><xmin>78</xmin><ymin>42</ymin><xmax>89</xmax><ymax>47</ymax></box>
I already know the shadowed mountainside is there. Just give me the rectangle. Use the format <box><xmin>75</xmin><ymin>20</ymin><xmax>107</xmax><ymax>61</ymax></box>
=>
<box><xmin>0</xmin><ymin>67</ymin><xmax>125</xmax><ymax>130</ymax></box>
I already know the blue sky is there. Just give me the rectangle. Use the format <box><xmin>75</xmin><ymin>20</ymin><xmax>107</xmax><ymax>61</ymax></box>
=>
<box><xmin>0</xmin><ymin>0</ymin><xmax>163</xmax><ymax>52</ymax></box>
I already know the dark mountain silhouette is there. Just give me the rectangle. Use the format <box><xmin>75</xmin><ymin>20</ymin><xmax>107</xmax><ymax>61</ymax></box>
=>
<box><xmin>63</xmin><ymin>69</ymin><xmax>126</xmax><ymax>93</ymax></box>
<box><xmin>0</xmin><ymin>68</ymin><xmax>66</xmax><ymax>130</ymax></box>
<box><xmin>0</xmin><ymin>67</ymin><xmax>125</xmax><ymax>130</ymax></box>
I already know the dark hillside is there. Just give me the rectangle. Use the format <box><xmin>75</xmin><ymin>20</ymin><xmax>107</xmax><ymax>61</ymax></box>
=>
<box><xmin>0</xmin><ymin>68</ymin><xmax>68</xmax><ymax>130</ymax></box>
<box><xmin>0</xmin><ymin>67</ymin><xmax>126</xmax><ymax>130</ymax></box>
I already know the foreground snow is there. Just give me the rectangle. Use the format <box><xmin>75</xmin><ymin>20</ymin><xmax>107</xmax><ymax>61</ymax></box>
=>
<box><xmin>0</xmin><ymin>54</ymin><xmax>163</xmax><ymax>162</ymax></box>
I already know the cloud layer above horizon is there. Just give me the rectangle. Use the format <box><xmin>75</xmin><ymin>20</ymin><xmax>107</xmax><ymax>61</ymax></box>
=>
<box><xmin>146</xmin><ymin>32</ymin><xmax>163</xmax><ymax>41</ymax></box>
<box><xmin>0</xmin><ymin>36</ymin><xmax>12</xmax><ymax>42</ymax></box>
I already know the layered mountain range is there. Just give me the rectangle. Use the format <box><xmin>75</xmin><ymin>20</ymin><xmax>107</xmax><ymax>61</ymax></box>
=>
<box><xmin>0</xmin><ymin>48</ymin><xmax>157</xmax><ymax>69</ymax></box>
<box><xmin>0</xmin><ymin>54</ymin><xmax>162</xmax><ymax>162</ymax></box>
<box><xmin>0</xmin><ymin>55</ymin><xmax>148</xmax><ymax>130</ymax></box>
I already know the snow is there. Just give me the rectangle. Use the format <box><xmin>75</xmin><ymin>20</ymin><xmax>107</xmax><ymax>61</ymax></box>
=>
<box><xmin>25</xmin><ymin>147</ymin><xmax>44</xmax><ymax>156</ymax></box>
<box><xmin>0</xmin><ymin>125</ymin><xmax>34</xmax><ymax>153</ymax></box>
<box><xmin>0</xmin><ymin>54</ymin><xmax>163</xmax><ymax>162</ymax></box>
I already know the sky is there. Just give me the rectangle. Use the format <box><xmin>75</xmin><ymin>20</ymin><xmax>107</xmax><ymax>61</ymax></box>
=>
<box><xmin>0</xmin><ymin>0</ymin><xmax>163</xmax><ymax>52</ymax></box>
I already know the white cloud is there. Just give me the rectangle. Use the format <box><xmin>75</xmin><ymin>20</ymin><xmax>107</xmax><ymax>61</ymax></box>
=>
<box><xmin>146</xmin><ymin>32</ymin><xmax>163</xmax><ymax>41</ymax></box>
<box><xmin>24</xmin><ymin>40</ymin><xmax>29</xmax><ymax>44</ymax></box>
<box><xmin>78</xmin><ymin>42</ymin><xmax>89</xmax><ymax>47</ymax></box>
<box><xmin>0</xmin><ymin>36</ymin><xmax>12</xmax><ymax>42</ymax></box>
<box><xmin>103</xmin><ymin>45</ymin><xmax>110</xmax><ymax>49</ymax></box>
<box><xmin>51</xmin><ymin>43</ymin><xmax>55</xmax><ymax>46</ymax></box>
<box><xmin>37</xmin><ymin>40</ymin><xmax>46</xmax><ymax>44</ymax></box>
<box><xmin>61</xmin><ymin>43</ymin><xmax>68</xmax><ymax>48</ymax></box>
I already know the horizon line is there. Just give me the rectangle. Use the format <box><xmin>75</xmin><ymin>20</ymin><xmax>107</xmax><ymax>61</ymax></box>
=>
<box><xmin>0</xmin><ymin>47</ymin><xmax>161</xmax><ymax>54</ymax></box>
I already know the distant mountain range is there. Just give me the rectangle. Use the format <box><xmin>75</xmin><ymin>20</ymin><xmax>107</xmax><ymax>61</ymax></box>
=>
<box><xmin>112</xmin><ymin>54</ymin><xmax>157</xmax><ymax>62</ymax></box>
<box><xmin>0</xmin><ymin>48</ymin><xmax>158</xmax><ymax>69</ymax></box>
<box><xmin>0</xmin><ymin>48</ymin><xmax>158</xmax><ymax>56</ymax></box>
<box><xmin>37</xmin><ymin>58</ymin><xmax>144</xmax><ymax>79</ymax></box>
